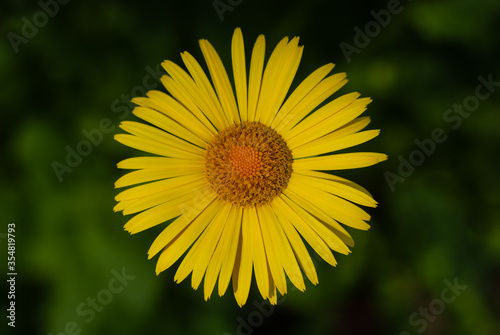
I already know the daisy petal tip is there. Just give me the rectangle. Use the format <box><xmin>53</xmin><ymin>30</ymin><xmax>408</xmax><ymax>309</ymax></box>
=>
<box><xmin>114</xmin><ymin>181</ymin><xmax>125</xmax><ymax>189</ymax></box>
<box><xmin>198</xmin><ymin>38</ymin><xmax>209</xmax><ymax>48</ymax></box>
<box><xmin>338</xmin><ymin>248</ymin><xmax>350</xmax><ymax>256</ymax></box>
<box><xmin>123</xmin><ymin>224</ymin><xmax>137</xmax><ymax>234</ymax></box>
<box><xmin>378</xmin><ymin>153</ymin><xmax>388</xmax><ymax>162</ymax></box>
<box><xmin>130</xmin><ymin>97</ymin><xmax>142</xmax><ymax>105</ymax></box>
<box><xmin>160</xmin><ymin>59</ymin><xmax>171</xmax><ymax>67</ymax></box>
<box><xmin>147</xmin><ymin>251</ymin><xmax>156</xmax><ymax>260</ymax></box>
<box><xmin>128</xmin><ymin>229</ymin><xmax>141</xmax><ymax>235</ymax></box>
<box><xmin>155</xmin><ymin>262</ymin><xmax>167</xmax><ymax>275</ymax></box>
<box><xmin>234</xmin><ymin>293</ymin><xmax>249</xmax><ymax>307</ymax></box>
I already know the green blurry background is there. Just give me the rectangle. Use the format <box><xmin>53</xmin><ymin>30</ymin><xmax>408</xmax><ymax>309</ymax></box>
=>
<box><xmin>2</xmin><ymin>0</ymin><xmax>500</xmax><ymax>334</ymax></box>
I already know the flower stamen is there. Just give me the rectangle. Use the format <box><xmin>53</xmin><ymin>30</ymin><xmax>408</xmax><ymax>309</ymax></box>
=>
<box><xmin>229</xmin><ymin>146</ymin><xmax>263</xmax><ymax>178</ymax></box>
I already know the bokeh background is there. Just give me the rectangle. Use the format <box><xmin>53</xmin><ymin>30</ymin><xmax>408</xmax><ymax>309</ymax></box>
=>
<box><xmin>2</xmin><ymin>0</ymin><xmax>500</xmax><ymax>334</ymax></box>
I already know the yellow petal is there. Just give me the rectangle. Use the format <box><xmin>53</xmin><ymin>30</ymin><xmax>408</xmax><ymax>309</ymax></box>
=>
<box><xmin>259</xmin><ymin>37</ymin><xmax>304</xmax><ymax>126</ymax></box>
<box><xmin>118</xmin><ymin>182</ymin><xmax>215</xmax><ymax>226</ymax></box>
<box><xmin>151</xmin><ymin>197</ymin><xmax>221</xmax><ymax>272</ymax></box>
<box><xmin>337</xmin><ymin>116</ymin><xmax>372</xmax><ymax>136</ymax></box>
<box><xmin>231</xmin><ymin>28</ymin><xmax>248</xmax><ymax>122</ymax></box>
<box><xmin>261</xmin><ymin>205</ymin><xmax>306</xmax><ymax>292</ymax></box>
<box><xmin>288</xmin><ymin>175</ymin><xmax>370</xmax><ymax>222</ymax></box>
<box><xmin>284</xmin><ymin>92</ymin><xmax>361</xmax><ymax>141</ymax></box>
<box><xmin>292</xmin><ymin>129</ymin><xmax>380</xmax><ymax>158</ymax></box>
<box><xmin>160</xmin><ymin>74</ymin><xmax>218</xmax><ymax>135</ymax></box>
<box><xmin>283</xmin><ymin>189</ymin><xmax>353</xmax><ymax>253</ymax></box>
<box><xmin>117</xmin><ymin>156</ymin><xmax>203</xmax><ymax>170</ymax></box>
<box><xmin>134</xmin><ymin>91</ymin><xmax>213</xmax><ymax>142</ymax></box>
<box><xmin>115</xmin><ymin>166</ymin><xmax>204</xmax><ymax>188</ymax></box>
<box><xmin>116</xmin><ymin>173</ymin><xmax>205</xmax><ymax>201</ymax></box>
<box><xmin>254</xmin><ymin>36</ymin><xmax>289</xmax><ymax>123</ymax></box>
<box><xmin>247</xmin><ymin>35</ymin><xmax>266</xmax><ymax>122</ymax></box>
<box><xmin>161</xmin><ymin>60</ymin><xmax>224</xmax><ymax>131</ymax></box>
<box><xmin>276</xmin><ymin>73</ymin><xmax>347</xmax><ymax>134</ymax></box>
<box><xmin>258</xmin><ymin>205</ymin><xmax>288</xmax><ymax>295</ymax></box>
<box><xmin>121</xmin><ymin>178</ymin><xmax>207</xmax><ymax>215</ymax></box>
<box><xmin>113</xmin><ymin>198</ymin><xmax>130</xmax><ymax>212</ymax></box>
<box><xmin>283</xmin><ymin>187</ymin><xmax>354</xmax><ymax>248</ymax></box>
<box><xmin>114</xmin><ymin>134</ymin><xmax>202</xmax><ymax>160</ymax></box>
<box><xmin>293</xmin><ymin>152</ymin><xmax>388</xmax><ymax>171</ymax></box>
<box><xmin>276</xmin><ymin>195</ymin><xmax>338</xmax><ymax>265</ymax></box>
<box><xmin>272</xmin><ymin>63</ymin><xmax>334</xmax><ymax>130</ymax></box>
<box><xmin>123</xmin><ymin>190</ymin><xmax>208</xmax><ymax>234</ymax></box>
<box><xmin>204</xmin><ymin>205</ymin><xmax>242</xmax><ymax>300</ymax></box>
<box><xmin>248</xmin><ymin>206</ymin><xmax>270</xmax><ymax>300</ymax></box>
<box><xmin>292</xmin><ymin>172</ymin><xmax>377</xmax><ymax>207</ymax></box>
<box><xmin>183</xmin><ymin>202</ymin><xmax>232</xmax><ymax>290</ymax></box>
<box><xmin>290</xmin><ymin>115</ymin><xmax>372</xmax><ymax>152</ymax></box>
<box><xmin>218</xmin><ymin>206</ymin><xmax>242</xmax><ymax>297</ymax></box>
<box><xmin>287</xmin><ymin>180</ymin><xmax>371</xmax><ymax>230</ymax></box>
<box><xmin>180</xmin><ymin>51</ymin><xmax>229</xmax><ymax>128</ymax></box>
<box><xmin>293</xmin><ymin>169</ymin><xmax>373</xmax><ymax>201</ymax></box>
<box><xmin>173</xmin><ymin>209</ymin><xmax>212</xmax><ymax>285</ymax></box>
<box><xmin>119</xmin><ymin>121</ymin><xmax>205</xmax><ymax>156</ymax></box>
<box><xmin>115</xmin><ymin>171</ymin><xmax>204</xmax><ymax>196</ymax></box>
<box><xmin>271</xmin><ymin>198</ymin><xmax>318</xmax><ymax>285</ymax></box>
<box><xmin>285</xmin><ymin>97</ymin><xmax>371</xmax><ymax>148</ymax></box>
<box><xmin>267</xmin><ymin>268</ymin><xmax>277</xmax><ymax>305</ymax></box>
<box><xmin>290</xmin><ymin>108</ymin><xmax>371</xmax><ymax>148</ymax></box>
<box><xmin>232</xmin><ymin>208</ymin><xmax>253</xmax><ymax>306</ymax></box>
<box><xmin>132</xmin><ymin>106</ymin><xmax>207</xmax><ymax>148</ymax></box>
<box><xmin>199</xmin><ymin>39</ymin><xmax>240</xmax><ymax>124</ymax></box>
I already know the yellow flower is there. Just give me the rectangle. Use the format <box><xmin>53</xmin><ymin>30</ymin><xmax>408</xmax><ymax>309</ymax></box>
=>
<box><xmin>114</xmin><ymin>28</ymin><xmax>387</xmax><ymax>306</ymax></box>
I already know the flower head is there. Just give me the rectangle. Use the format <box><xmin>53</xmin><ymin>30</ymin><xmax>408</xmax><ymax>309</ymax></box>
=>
<box><xmin>114</xmin><ymin>28</ymin><xmax>387</xmax><ymax>306</ymax></box>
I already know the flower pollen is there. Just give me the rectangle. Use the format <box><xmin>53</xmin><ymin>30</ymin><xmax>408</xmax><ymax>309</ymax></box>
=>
<box><xmin>229</xmin><ymin>146</ymin><xmax>263</xmax><ymax>178</ymax></box>
<box><xmin>205</xmin><ymin>122</ymin><xmax>293</xmax><ymax>208</ymax></box>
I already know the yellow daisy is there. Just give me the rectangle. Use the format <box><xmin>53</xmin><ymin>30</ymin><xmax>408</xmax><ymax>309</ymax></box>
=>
<box><xmin>114</xmin><ymin>28</ymin><xmax>387</xmax><ymax>306</ymax></box>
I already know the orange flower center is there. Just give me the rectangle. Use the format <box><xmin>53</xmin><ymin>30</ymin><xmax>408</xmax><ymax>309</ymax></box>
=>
<box><xmin>229</xmin><ymin>146</ymin><xmax>263</xmax><ymax>178</ymax></box>
<box><xmin>205</xmin><ymin>122</ymin><xmax>293</xmax><ymax>207</ymax></box>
